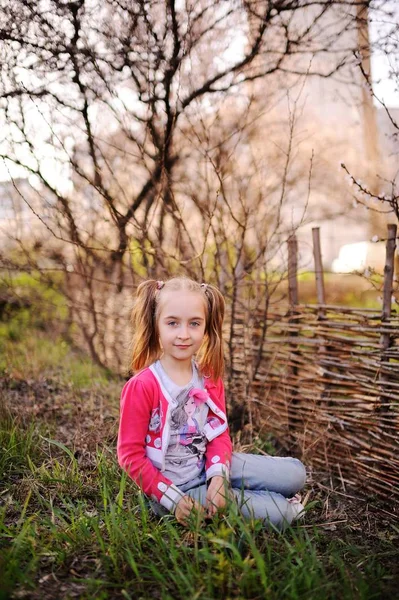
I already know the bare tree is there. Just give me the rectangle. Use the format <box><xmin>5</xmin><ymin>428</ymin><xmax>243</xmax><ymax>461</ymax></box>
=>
<box><xmin>0</xmin><ymin>0</ymin><xmax>393</xmax><ymax>383</ymax></box>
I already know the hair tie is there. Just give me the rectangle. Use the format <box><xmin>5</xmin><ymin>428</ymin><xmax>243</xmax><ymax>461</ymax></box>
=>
<box><xmin>156</xmin><ymin>280</ymin><xmax>165</xmax><ymax>290</ymax></box>
<box><xmin>200</xmin><ymin>283</ymin><xmax>208</xmax><ymax>291</ymax></box>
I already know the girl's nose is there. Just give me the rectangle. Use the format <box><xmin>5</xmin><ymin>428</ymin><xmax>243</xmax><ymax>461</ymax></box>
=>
<box><xmin>177</xmin><ymin>325</ymin><xmax>189</xmax><ymax>339</ymax></box>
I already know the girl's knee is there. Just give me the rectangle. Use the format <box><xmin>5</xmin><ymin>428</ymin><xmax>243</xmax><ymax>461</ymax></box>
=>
<box><xmin>279</xmin><ymin>456</ymin><xmax>307</xmax><ymax>491</ymax></box>
<box><xmin>290</xmin><ymin>458</ymin><xmax>307</xmax><ymax>490</ymax></box>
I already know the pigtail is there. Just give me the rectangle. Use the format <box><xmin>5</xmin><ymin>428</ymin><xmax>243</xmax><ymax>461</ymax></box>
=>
<box><xmin>130</xmin><ymin>280</ymin><xmax>161</xmax><ymax>373</ymax></box>
<box><xmin>197</xmin><ymin>284</ymin><xmax>225</xmax><ymax>381</ymax></box>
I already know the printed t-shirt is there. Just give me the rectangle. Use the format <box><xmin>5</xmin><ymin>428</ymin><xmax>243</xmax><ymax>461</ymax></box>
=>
<box><xmin>152</xmin><ymin>360</ymin><xmax>209</xmax><ymax>486</ymax></box>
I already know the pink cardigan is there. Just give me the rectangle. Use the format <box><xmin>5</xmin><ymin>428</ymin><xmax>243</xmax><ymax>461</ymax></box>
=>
<box><xmin>117</xmin><ymin>364</ymin><xmax>233</xmax><ymax>511</ymax></box>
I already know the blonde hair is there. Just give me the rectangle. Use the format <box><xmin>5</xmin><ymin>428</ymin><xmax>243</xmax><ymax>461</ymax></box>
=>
<box><xmin>130</xmin><ymin>277</ymin><xmax>225</xmax><ymax>380</ymax></box>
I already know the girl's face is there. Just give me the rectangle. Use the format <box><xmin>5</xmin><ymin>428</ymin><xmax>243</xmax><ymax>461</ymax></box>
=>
<box><xmin>184</xmin><ymin>397</ymin><xmax>196</xmax><ymax>418</ymax></box>
<box><xmin>157</xmin><ymin>290</ymin><xmax>207</xmax><ymax>367</ymax></box>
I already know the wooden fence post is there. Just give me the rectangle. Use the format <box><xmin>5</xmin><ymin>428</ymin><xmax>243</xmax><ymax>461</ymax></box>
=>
<box><xmin>379</xmin><ymin>223</ymin><xmax>397</xmax><ymax>411</ymax></box>
<box><xmin>287</xmin><ymin>235</ymin><xmax>300</xmax><ymax>451</ymax></box>
<box><xmin>312</xmin><ymin>227</ymin><xmax>326</xmax><ymax>307</ymax></box>
<box><xmin>288</xmin><ymin>235</ymin><xmax>298</xmax><ymax>307</ymax></box>
<box><xmin>312</xmin><ymin>227</ymin><xmax>328</xmax><ymax>362</ymax></box>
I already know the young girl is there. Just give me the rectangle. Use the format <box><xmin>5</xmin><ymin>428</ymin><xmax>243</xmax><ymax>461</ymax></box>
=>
<box><xmin>117</xmin><ymin>277</ymin><xmax>307</xmax><ymax>528</ymax></box>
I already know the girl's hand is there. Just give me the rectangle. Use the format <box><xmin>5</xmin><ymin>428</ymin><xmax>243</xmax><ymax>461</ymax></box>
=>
<box><xmin>205</xmin><ymin>476</ymin><xmax>230</xmax><ymax>518</ymax></box>
<box><xmin>175</xmin><ymin>495</ymin><xmax>204</xmax><ymax>525</ymax></box>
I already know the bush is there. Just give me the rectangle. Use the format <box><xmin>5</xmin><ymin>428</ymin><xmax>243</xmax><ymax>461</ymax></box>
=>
<box><xmin>0</xmin><ymin>272</ymin><xmax>68</xmax><ymax>339</ymax></box>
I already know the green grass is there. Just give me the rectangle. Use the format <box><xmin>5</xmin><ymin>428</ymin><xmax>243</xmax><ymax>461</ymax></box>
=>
<box><xmin>296</xmin><ymin>272</ymin><xmax>384</xmax><ymax>308</ymax></box>
<box><xmin>0</xmin><ymin>296</ymin><xmax>398</xmax><ymax>599</ymax></box>
<box><xmin>1</xmin><ymin>392</ymin><xmax>397</xmax><ymax>600</ymax></box>
<box><xmin>0</xmin><ymin>415</ymin><xmax>396</xmax><ymax>600</ymax></box>
<box><xmin>0</xmin><ymin>272</ymin><xmax>68</xmax><ymax>332</ymax></box>
<box><xmin>0</xmin><ymin>325</ymin><xmax>112</xmax><ymax>390</ymax></box>
<box><xmin>0</xmin><ymin>272</ymin><xmax>106</xmax><ymax>389</ymax></box>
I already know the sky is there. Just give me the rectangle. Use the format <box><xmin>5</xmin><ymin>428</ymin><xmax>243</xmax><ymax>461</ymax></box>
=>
<box><xmin>371</xmin><ymin>59</ymin><xmax>399</xmax><ymax>108</ymax></box>
<box><xmin>370</xmin><ymin>0</ymin><xmax>399</xmax><ymax>108</ymax></box>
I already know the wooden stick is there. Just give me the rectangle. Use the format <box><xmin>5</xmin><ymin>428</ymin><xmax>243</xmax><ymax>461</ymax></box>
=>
<box><xmin>379</xmin><ymin>223</ymin><xmax>397</xmax><ymax>411</ymax></box>
<box><xmin>312</xmin><ymin>227</ymin><xmax>326</xmax><ymax>307</ymax></box>
<box><xmin>288</xmin><ymin>235</ymin><xmax>299</xmax><ymax>307</ymax></box>
<box><xmin>287</xmin><ymin>234</ymin><xmax>300</xmax><ymax>451</ymax></box>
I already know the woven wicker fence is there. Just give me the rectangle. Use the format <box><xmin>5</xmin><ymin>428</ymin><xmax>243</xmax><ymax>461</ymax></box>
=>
<box><xmin>226</xmin><ymin>226</ymin><xmax>399</xmax><ymax>506</ymax></box>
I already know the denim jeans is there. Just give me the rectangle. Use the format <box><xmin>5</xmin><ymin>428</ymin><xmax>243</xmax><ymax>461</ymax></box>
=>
<box><xmin>152</xmin><ymin>452</ymin><xmax>307</xmax><ymax>530</ymax></box>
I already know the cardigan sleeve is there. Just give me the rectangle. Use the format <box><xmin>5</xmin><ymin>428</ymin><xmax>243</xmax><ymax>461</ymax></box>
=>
<box><xmin>117</xmin><ymin>377</ymin><xmax>185</xmax><ymax>511</ymax></box>
<box><xmin>204</xmin><ymin>378</ymin><xmax>233</xmax><ymax>480</ymax></box>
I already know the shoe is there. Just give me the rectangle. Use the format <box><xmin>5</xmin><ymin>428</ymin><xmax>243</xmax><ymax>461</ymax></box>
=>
<box><xmin>287</xmin><ymin>493</ymin><xmax>306</xmax><ymax>521</ymax></box>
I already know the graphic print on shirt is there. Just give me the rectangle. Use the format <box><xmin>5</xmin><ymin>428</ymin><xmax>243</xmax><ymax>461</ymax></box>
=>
<box><xmin>149</xmin><ymin>407</ymin><xmax>161</xmax><ymax>433</ymax></box>
<box><xmin>170</xmin><ymin>387</ymin><xmax>207</xmax><ymax>469</ymax></box>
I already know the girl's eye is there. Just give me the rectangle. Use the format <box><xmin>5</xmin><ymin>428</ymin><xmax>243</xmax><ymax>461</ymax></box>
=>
<box><xmin>191</xmin><ymin>322</ymin><xmax>200</xmax><ymax>327</ymax></box>
<box><xmin>167</xmin><ymin>321</ymin><xmax>177</xmax><ymax>326</ymax></box>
